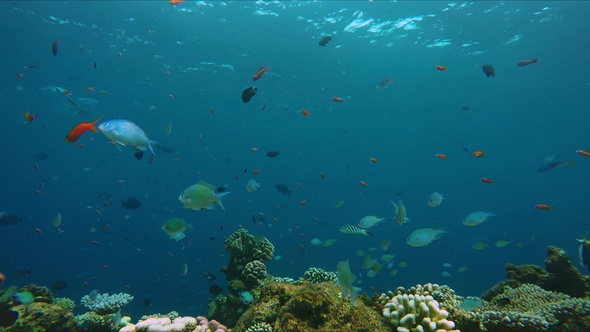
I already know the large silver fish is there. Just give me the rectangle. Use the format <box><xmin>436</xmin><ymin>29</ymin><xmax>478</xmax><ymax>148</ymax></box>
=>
<box><xmin>98</xmin><ymin>119</ymin><xmax>158</xmax><ymax>155</ymax></box>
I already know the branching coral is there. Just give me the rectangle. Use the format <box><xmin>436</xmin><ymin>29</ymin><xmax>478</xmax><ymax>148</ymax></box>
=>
<box><xmin>81</xmin><ymin>292</ymin><xmax>134</xmax><ymax>315</ymax></box>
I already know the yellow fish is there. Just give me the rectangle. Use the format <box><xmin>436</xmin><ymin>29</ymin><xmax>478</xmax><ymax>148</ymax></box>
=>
<box><xmin>179</xmin><ymin>180</ymin><xmax>230</xmax><ymax>210</ymax></box>
<box><xmin>391</xmin><ymin>201</ymin><xmax>410</xmax><ymax>225</ymax></box>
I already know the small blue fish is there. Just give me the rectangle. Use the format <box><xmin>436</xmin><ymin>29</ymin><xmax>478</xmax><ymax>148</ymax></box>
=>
<box><xmin>537</xmin><ymin>161</ymin><xmax>563</xmax><ymax>173</ymax></box>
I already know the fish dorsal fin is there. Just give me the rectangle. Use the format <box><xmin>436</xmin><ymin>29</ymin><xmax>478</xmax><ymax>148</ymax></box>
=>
<box><xmin>196</xmin><ymin>180</ymin><xmax>215</xmax><ymax>190</ymax></box>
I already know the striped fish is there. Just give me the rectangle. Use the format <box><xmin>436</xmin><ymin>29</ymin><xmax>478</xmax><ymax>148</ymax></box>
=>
<box><xmin>339</xmin><ymin>225</ymin><xmax>373</xmax><ymax>237</ymax></box>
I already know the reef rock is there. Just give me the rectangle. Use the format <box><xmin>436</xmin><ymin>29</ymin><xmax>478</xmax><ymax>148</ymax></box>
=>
<box><xmin>233</xmin><ymin>281</ymin><xmax>389</xmax><ymax>332</ymax></box>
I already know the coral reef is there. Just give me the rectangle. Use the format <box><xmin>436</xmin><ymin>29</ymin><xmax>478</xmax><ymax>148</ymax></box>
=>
<box><xmin>241</xmin><ymin>260</ymin><xmax>267</xmax><ymax>288</ymax></box>
<box><xmin>221</xmin><ymin>229</ymin><xmax>274</xmax><ymax>281</ymax></box>
<box><xmin>120</xmin><ymin>315</ymin><xmax>231</xmax><ymax>332</ymax></box>
<box><xmin>54</xmin><ymin>297</ymin><xmax>76</xmax><ymax>311</ymax></box>
<box><xmin>303</xmin><ymin>267</ymin><xmax>337</xmax><ymax>284</ymax></box>
<box><xmin>75</xmin><ymin>311</ymin><xmax>117</xmax><ymax>331</ymax></box>
<box><xmin>245</xmin><ymin>322</ymin><xmax>272</xmax><ymax>332</ymax></box>
<box><xmin>482</xmin><ymin>246</ymin><xmax>590</xmax><ymax>300</ymax></box>
<box><xmin>379</xmin><ymin>283</ymin><xmax>459</xmax><ymax>332</ymax></box>
<box><xmin>81</xmin><ymin>292</ymin><xmax>134</xmax><ymax>315</ymax></box>
<box><xmin>233</xmin><ymin>281</ymin><xmax>390</xmax><ymax>332</ymax></box>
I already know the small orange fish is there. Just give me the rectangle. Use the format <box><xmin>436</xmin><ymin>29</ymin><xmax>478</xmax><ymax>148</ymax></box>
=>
<box><xmin>436</xmin><ymin>65</ymin><xmax>448</xmax><ymax>71</ymax></box>
<box><xmin>331</xmin><ymin>96</ymin><xmax>344</xmax><ymax>103</ymax></box>
<box><xmin>370</xmin><ymin>157</ymin><xmax>378</xmax><ymax>164</ymax></box>
<box><xmin>92</xmin><ymin>240</ymin><xmax>100</xmax><ymax>245</ymax></box>
<box><xmin>253</xmin><ymin>170</ymin><xmax>261</xmax><ymax>174</ymax></box>
<box><xmin>535</xmin><ymin>204</ymin><xmax>554</xmax><ymax>210</ymax></box>
<box><xmin>480</xmin><ymin>177</ymin><xmax>495</xmax><ymax>184</ymax></box>
<box><xmin>86</xmin><ymin>87</ymin><xmax>95</xmax><ymax>92</ymax></box>
<box><xmin>576</xmin><ymin>149</ymin><xmax>590</xmax><ymax>157</ymax></box>
<box><xmin>516</xmin><ymin>59</ymin><xmax>540</xmax><ymax>67</ymax></box>
<box><xmin>23</xmin><ymin>111</ymin><xmax>37</xmax><ymax>123</ymax></box>
<box><xmin>273</xmin><ymin>218</ymin><xmax>279</xmax><ymax>223</ymax></box>
<box><xmin>471</xmin><ymin>150</ymin><xmax>484</xmax><ymax>157</ymax></box>
<box><xmin>252</xmin><ymin>148</ymin><xmax>258</xmax><ymax>152</ymax></box>
<box><xmin>34</xmin><ymin>228</ymin><xmax>42</xmax><ymax>234</ymax></box>
<box><xmin>301</xmin><ymin>109</ymin><xmax>310</xmax><ymax>117</ymax></box>
<box><xmin>165</xmin><ymin>71</ymin><xmax>170</xmax><ymax>75</ymax></box>
<box><xmin>253</xmin><ymin>65</ymin><xmax>270</xmax><ymax>81</ymax></box>
<box><xmin>169</xmin><ymin>0</ymin><xmax>184</xmax><ymax>4</ymax></box>
<box><xmin>319</xmin><ymin>172</ymin><xmax>326</xmax><ymax>179</ymax></box>
<box><xmin>65</xmin><ymin>115</ymin><xmax>103</xmax><ymax>143</ymax></box>
<box><xmin>301</xmin><ymin>200</ymin><xmax>306</xmax><ymax>206</ymax></box>
<box><xmin>435</xmin><ymin>154</ymin><xmax>448</xmax><ymax>160</ymax></box>
<box><xmin>359</xmin><ymin>181</ymin><xmax>368</xmax><ymax>188</ymax></box>
<box><xmin>62</xmin><ymin>90</ymin><xmax>72</xmax><ymax>95</ymax></box>
<box><xmin>104</xmin><ymin>201</ymin><xmax>112</xmax><ymax>207</ymax></box>
<box><xmin>168</xmin><ymin>94</ymin><xmax>174</xmax><ymax>99</ymax></box>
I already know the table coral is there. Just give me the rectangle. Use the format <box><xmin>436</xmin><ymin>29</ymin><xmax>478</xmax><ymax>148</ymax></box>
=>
<box><xmin>81</xmin><ymin>292</ymin><xmax>134</xmax><ymax>315</ymax></box>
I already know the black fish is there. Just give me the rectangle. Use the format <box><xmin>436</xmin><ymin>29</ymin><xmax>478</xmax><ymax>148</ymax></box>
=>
<box><xmin>209</xmin><ymin>285</ymin><xmax>222</xmax><ymax>296</ymax></box>
<box><xmin>0</xmin><ymin>215</ymin><xmax>24</xmax><ymax>228</ymax></box>
<box><xmin>266</xmin><ymin>151</ymin><xmax>279</xmax><ymax>158</ymax></box>
<box><xmin>134</xmin><ymin>151</ymin><xmax>144</xmax><ymax>160</ymax></box>
<box><xmin>241</xmin><ymin>87</ymin><xmax>257</xmax><ymax>103</ymax></box>
<box><xmin>121</xmin><ymin>198</ymin><xmax>141</xmax><ymax>210</ymax></box>
<box><xmin>496</xmin><ymin>297</ymin><xmax>511</xmax><ymax>305</ymax></box>
<box><xmin>17</xmin><ymin>267</ymin><xmax>32</xmax><ymax>276</ymax></box>
<box><xmin>156</xmin><ymin>144</ymin><xmax>176</xmax><ymax>154</ymax></box>
<box><xmin>52</xmin><ymin>281</ymin><xmax>67</xmax><ymax>290</ymax></box>
<box><xmin>217</xmin><ymin>187</ymin><xmax>226</xmax><ymax>193</ymax></box>
<box><xmin>275</xmin><ymin>184</ymin><xmax>292</xmax><ymax>197</ymax></box>
<box><xmin>460</xmin><ymin>105</ymin><xmax>471</xmax><ymax>111</ymax></box>
<box><xmin>204</xmin><ymin>272</ymin><xmax>216</xmax><ymax>281</ymax></box>
<box><xmin>32</xmin><ymin>152</ymin><xmax>49</xmax><ymax>161</ymax></box>
<box><xmin>537</xmin><ymin>161</ymin><xmax>563</xmax><ymax>173</ymax></box>
<box><xmin>482</xmin><ymin>64</ymin><xmax>495</xmax><ymax>78</ymax></box>
<box><xmin>52</xmin><ymin>40</ymin><xmax>60</xmax><ymax>56</ymax></box>
<box><xmin>142</xmin><ymin>300</ymin><xmax>151</xmax><ymax>307</ymax></box>
<box><xmin>93</xmin><ymin>62</ymin><xmax>98</xmax><ymax>69</ymax></box>
<box><xmin>210</xmin><ymin>237</ymin><xmax>215</xmax><ymax>241</ymax></box>
<box><xmin>0</xmin><ymin>309</ymin><xmax>19</xmax><ymax>327</ymax></box>
<box><xmin>319</xmin><ymin>36</ymin><xmax>332</xmax><ymax>47</ymax></box>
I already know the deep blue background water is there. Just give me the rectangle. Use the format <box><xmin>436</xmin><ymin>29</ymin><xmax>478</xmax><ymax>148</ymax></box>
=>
<box><xmin>1</xmin><ymin>0</ymin><xmax>589</xmax><ymax>321</ymax></box>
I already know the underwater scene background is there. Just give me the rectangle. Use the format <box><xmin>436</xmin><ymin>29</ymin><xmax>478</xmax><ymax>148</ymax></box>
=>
<box><xmin>0</xmin><ymin>0</ymin><xmax>589</xmax><ymax>326</ymax></box>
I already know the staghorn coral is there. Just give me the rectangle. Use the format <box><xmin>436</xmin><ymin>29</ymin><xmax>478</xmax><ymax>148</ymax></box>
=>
<box><xmin>81</xmin><ymin>292</ymin><xmax>134</xmax><ymax>315</ymax></box>
<box><xmin>75</xmin><ymin>311</ymin><xmax>117</xmax><ymax>331</ymax></box>
<box><xmin>303</xmin><ymin>267</ymin><xmax>337</xmax><ymax>284</ymax></box>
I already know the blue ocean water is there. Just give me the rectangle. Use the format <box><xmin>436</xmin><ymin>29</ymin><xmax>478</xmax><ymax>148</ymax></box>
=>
<box><xmin>0</xmin><ymin>0</ymin><xmax>589</xmax><ymax>321</ymax></box>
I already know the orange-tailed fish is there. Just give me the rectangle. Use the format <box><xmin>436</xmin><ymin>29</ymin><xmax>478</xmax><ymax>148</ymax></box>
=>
<box><xmin>516</xmin><ymin>59</ymin><xmax>540</xmax><ymax>67</ymax></box>
<box><xmin>23</xmin><ymin>111</ymin><xmax>37</xmax><ymax>123</ymax></box>
<box><xmin>66</xmin><ymin>115</ymin><xmax>102</xmax><ymax>143</ymax></box>
<box><xmin>252</xmin><ymin>65</ymin><xmax>270</xmax><ymax>81</ymax></box>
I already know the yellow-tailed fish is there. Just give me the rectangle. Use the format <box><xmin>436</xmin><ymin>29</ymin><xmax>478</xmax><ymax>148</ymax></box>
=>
<box><xmin>427</xmin><ymin>192</ymin><xmax>444</xmax><ymax>207</ymax></box>
<box><xmin>323</xmin><ymin>239</ymin><xmax>337</xmax><ymax>247</ymax></box>
<box><xmin>463</xmin><ymin>211</ymin><xmax>496</xmax><ymax>226</ymax></box>
<box><xmin>179</xmin><ymin>180</ymin><xmax>230</xmax><ymax>210</ymax></box>
<box><xmin>495</xmin><ymin>240</ymin><xmax>512</xmax><ymax>248</ymax></box>
<box><xmin>333</xmin><ymin>198</ymin><xmax>344</xmax><ymax>208</ymax></box>
<box><xmin>391</xmin><ymin>201</ymin><xmax>410</xmax><ymax>225</ymax></box>
<box><xmin>245</xmin><ymin>179</ymin><xmax>260</xmax><ymax>192</ymax></box>
<box><xmin>52</xmin><ymin>213</ymin><xmax>62</xmax><ymax>227</ymax></box>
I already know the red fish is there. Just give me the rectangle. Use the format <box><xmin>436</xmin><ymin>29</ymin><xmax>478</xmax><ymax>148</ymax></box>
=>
<box><xmin>331</xmin><ymin>96</ymin><xmax>344</xmax><ymax>103</ymax></box>
<box><xmin>169</xmin><ymin>0</ymin><xmax>184</xmax><ymax>4</ymax></box>
<box><xmin>516</xmin><ymin>59</ymin><xmax>540</xmax><ymax>67</ymax></box>
<box><xmin>65</xmin><ymin>115</ymin><xmax>102</xmax><ymax>143</ymax></box>
<box><xmin>52</xmin><ymin>39</ymin><xmax>61</xmax><ymax>56</ymax></box>
<box><xmin>23</xmin><ymin>111</ymin><xmax>37</xmax><ymax>123</ymax></box>
<box><xmin>62</xmin><ymin>90</ymin><xmax>72</xmax><ymax>95</ymax></box>
<box><xmin>301</xmin><ymin>109</ymin><xmax>310</xmax><ymax>117</ymax></box>
<box><xmin>480</xmin><ymin>177</ymin><xmax>495</xmax><ymax>184</ymax></box>
<box><xmin>576</xmin><ymin>150</ymin><xmax>590</xmax><ymax>157</ymax></box>
<box><xmin>470</xmin><ymin>150</ymin><xmax>484</xmax><ymax>158</ymax></box>
<box><xmin>253</xmin><ymin>65</ymin><xmax>270</xmax><ymax>81</ymax></box>
<box><xmin>435</xmin><ymin>154</ymin><xmax>448</xmax><ymax>160</ymax></box>
<box><xmin>436</xmin><ymin>65</ymin><xmax>448</xmax><ymax>71</ymax></box>
<box><xmin>535</xmin><ymin>204</ymin><xmax>554</xmax><ymax>210</ymax></box>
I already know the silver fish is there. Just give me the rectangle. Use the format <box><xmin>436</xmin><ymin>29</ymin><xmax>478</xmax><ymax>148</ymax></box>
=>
<box><xmin>98</xmin><ymin>119</ymin><xmax>158</xmax><ymax>155</ymax></box>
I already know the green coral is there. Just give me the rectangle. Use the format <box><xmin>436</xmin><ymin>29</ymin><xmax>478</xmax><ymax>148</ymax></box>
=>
<box><xmin>139</xmin><ymin>311</ymin><xmax>179</xmax><ymax>321</ymax></box>
<box><xmin>222</xmin><ymin>229</ymin><xmax>275</xmax><ymax>281</ymax></box>
<box><xmin>54</xmin><ymin>297</ymin><xmax>75</xmax><ymax>311</ymax></box>
<box><xmin>246</xmin><ymin>322</ymin><xmax>273</xmax><ymax>332</ymax></box>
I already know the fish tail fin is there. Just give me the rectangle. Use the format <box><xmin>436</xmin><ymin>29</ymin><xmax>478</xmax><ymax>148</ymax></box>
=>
<box><xmin>88</xmin><ymin>115</ymin><xmax>103</xmax><ymax>132</ymax></box>
<box><xmin>215</xmin><ymin>192</ymin><xmax>230</xmax><ymax>210</ymax></box>
<box><xmin>287</xmin><ymin>190</ymin><xmax>292</xmax><ymax>198</ymax></box>
<box><xmin>147</xmin><ymin>140</ymin><xmax>159</xmax><ymax>156</ymax></box>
